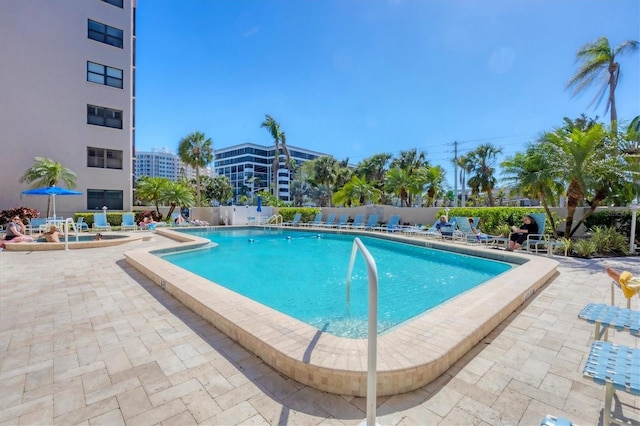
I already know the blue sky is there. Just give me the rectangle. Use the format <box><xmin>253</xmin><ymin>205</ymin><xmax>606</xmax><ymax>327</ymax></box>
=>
<box><xmin>135</xmin><ymin>0</ymin><xmax>640</xmax><ymax>187</ymax></box>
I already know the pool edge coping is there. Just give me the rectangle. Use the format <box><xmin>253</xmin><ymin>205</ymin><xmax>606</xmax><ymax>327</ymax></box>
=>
<box><xmin>124</xmin><ymin>227</ymin><xmax>558</xmax><ymax>396</ymax></box>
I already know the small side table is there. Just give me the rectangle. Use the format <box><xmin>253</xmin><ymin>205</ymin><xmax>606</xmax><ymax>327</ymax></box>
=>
<box><xmin>578</xmin><ymin>303</ymin><xmax>640</xmax><ymax>341</ymax></box>
<box><xmin>582</xmin><ymin>341</ymin><xmax>640</xmax><ymax>426</ymax></box>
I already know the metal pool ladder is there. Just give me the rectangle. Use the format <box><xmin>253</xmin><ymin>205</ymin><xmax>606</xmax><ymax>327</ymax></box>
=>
<box><xmin>345</xmin><ymin>237</ymin><xmax>379</xmax><ymax>426</ymax></box>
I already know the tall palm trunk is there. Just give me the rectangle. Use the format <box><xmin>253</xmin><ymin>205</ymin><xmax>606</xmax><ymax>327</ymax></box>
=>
<box><xmin>565</xmin><ymin>179</ymin><xmax>584</xmax><ymax>237</ymax></box>
<box><xmin>324</xmin><ymin>180</ymin><xmax>333</xmax><ymax>207</ymax></box>
<box><xmin>609</xmin><ymin>62</ymin><xmax>619</xmax><ymax>134</ymax></box>
<box><xmin>272</xmin><ymin>152</ymin><xmax>280</xmax><ymax>197</ymax></box>
<box><xmin>195</xmin><ymin>168</ymin><xmax>201</xmax><ymax>207</ymax></box>
<box><xmin>539</xmin><ymin>191</ymin><xmax>558</xmax><ymax>237</ymax></box>
<box><xmin>570</xmin><ymin>188</ymin><xmax>607</xmax><ymax>235</ymax></box>
<box><xmin>487</xmin><ymin>190</ymin><xmax>495</xmax><ymax>207</ymax></box>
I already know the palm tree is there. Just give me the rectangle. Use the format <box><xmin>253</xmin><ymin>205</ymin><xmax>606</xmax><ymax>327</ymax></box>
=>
<box><xmin>501</xmin><ymin>143</ymin><xmax>565</xmax><ymax>236</ymax></box>
<box><xmin>355</xmin><ymin>153</ymin><xmax>392</xmax><ymax>204</ymax></box>
<box><xmin>177</xmin><ymin>131</ymin><xmax>214</xmax><ymax>207</ymax></box>
<box><xmin>312</xmin><ymin>156</ymin><xmax>339</xmax><ymax>206</ymax></box>
<box><xmin>423</xmin><ymin>165</ymin><xmax>447</xmax><ymax>207</ymax></box>
<box><xmin>567</xmin><ymin>36</ymin><xmax>639</xmax><ymax>134</ymax></box>
<box><xmin>261</xmin><ymin>115</ymin><xmax>292</xmax><ymax>199</ymax></box>
<box><xmin>390</xmin><ymin>148</ymin><xmax>428</xmax><ymax>174</ymax></box>
<box><xmin>160</xmin><ymin>181</ymin><xmax>195</xmax><ymax>219</ymax></box>
<box><xmin>455</xmin><ymin>154</ymin><xmax>473</xmax><ymax>207</ymax></box>
<box><xmin>466</xmin><ymin>143</ymin><xmax>503</xmax><ymax>206</ymax></box>
<box><xmin>204</xmin><ymin>176</ymin><xmax>234</xmax><ymax>206</ymax></box>
<box><xmin>332</xmin><ymin>175</ymin><xmax>382</xmax><ymax>207</ymax></box>
<box><xmin>541</xmin><ymin>122</ymin><xmax>620</xmax><ymax>236</ymax></box>
<box><xmin>620</xmin><ymin>116</ymin><xmax>640</xmax><ymax>204</ymax></box>
<box><xmin>135</xmin><ymin>176</ymin><xmax>170</xmax><ymax>218</ymax></box>
<box><xmin>384</xmin><ymin>167</ymin><xmax>414</xmax><ymax>207</ymax></box>
<box><xmin>19</xmin><ymin>157</ymin><xmax>77</xmax><ymax>217</ymax></box>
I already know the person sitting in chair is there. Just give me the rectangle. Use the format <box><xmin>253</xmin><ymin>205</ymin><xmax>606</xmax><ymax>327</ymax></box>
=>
<box><xmin>468</xmin><ymin>217</ymin><xmax>502</xmax><ymax>241</ymax></box>
<box><xmin>507</xmin><ymin>214</ymin><xmax>538</xmax><ymax>251</ymax></box>
<box><xmin>434</xmin><ymin>215</ymin><xmax>450</xmax><ymax>231</ymax></box>
<box><xmin>140</xmin><ymin>215</ymin><xmax>160</xmax><ymax>231</ymax></box>
<box><xmin>1</xmin><ymin>216</ymin><xmax>34</xmax><ymax>248</ymax></box>
<box><xmin>434</xmin><ymin>215</ymin><xmax>454</xmax><ymax>237</ymax></box>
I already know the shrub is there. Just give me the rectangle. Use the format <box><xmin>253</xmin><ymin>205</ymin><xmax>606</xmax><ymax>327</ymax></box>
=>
<box><xmin>277</xmin><ymin>207</ymin><xmax>320</xmax><ymax>223</ymax></box>
<box><xmin>442</xmin><ymin>207</ymin><xmax>558</xmax><ymax>236</ymax></box>
<box><xmin>572</xmin><ymin>239</ymin><xmax>597</xmax><ymax>258</ymax></box>
<box><xmin>585</xmin><ymin>210</ymin><xmax>639</xmax><ymax>241</ymax></box>
<box><xmin>589</xmin><ymin>225</ymin><xmax>629</xmax><ymax>256</ymax></box>
<box><xmin>0</xmin><ymin>207</ymin><xmax>40</xmax><ymax>225</ymax></box>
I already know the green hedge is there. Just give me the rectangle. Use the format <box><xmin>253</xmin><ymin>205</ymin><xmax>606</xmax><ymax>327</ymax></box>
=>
<box><xmin>74</xmin><ymin>212</ymin><xmax>130</xmax><ymax>228</ymax></box>
<box><xmin>438</xmin><ymin>207</ymin><xmax>558</xmax><ymax>235</ymax></box>
<box><xmin>584</xmin><ymin>210</ymin><xmax>639</xmax><ymax>239</ymax></box>
<box><xmin>277</xmin><ymin>207</ymin><xmax>320</xmax><ymax>223</ymax></box>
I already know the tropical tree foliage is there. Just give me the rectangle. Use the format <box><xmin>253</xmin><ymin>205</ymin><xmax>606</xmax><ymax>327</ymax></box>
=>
<box><xmin>501</xmin><ymin>143</ymin><xmax>565</xmax><ymax>236</ymax></box>
<box><xmin>19</xmin><ymin>157</ymin><xmax>77</xmax><ymax>217</ymax></box>
<box><xmin>312</xmin><ymin>156</ymin><xmax>339</xmax><ymax>206</ymax></box>
<box><xmin>261</xmin><ymin>115</ymin><xmax>292</xmax><ymax>198</ymax></box>
<box><xmin>177</xmin><ymin>131</ymin><xmax>214</xmax><ymax>207</ymax></box>
<box><xmin>567</xmin><ymin>36</ymin><xmax>638</xmax><ymax>133</ymax></box>
<box><xmin>541</xmin><ymin>121</ymin><xmax>622</xmax><ymax>236</ymax></box>
<box><xmin>384</xmin><ymin>167</ymin><xmax>413</xmax><ymax>207</ymax></box>
<box><xmin>332</xmin><ymin>175</ymin><xmax>382</xmax><ymax>207</ymax></box>
<box><xmin>423</xmin><ymin>165</ymin><xmax>447</xmax><ymax>207</ymax></box>
<box><xmin>465</xmin><ymin>143</ymin><xmax>503</xmax><ymax>206</ymax></box>
<box><xmin>160</xmin><ymin>180</ymin><xmax>194</xmax><ymax>219</ymax></box>
<box><xmin>204</xmin><ymin>176</ymin><xmax>234</xmax><ymax>206</ymax></box>
<box><xmin>618</xmin><ymin>116</ymin><xmax>640</xmax><ymax>204</ymax></box>
<box><xmin>354</xmin><ymin>153</ymin><xmax>393</xmax><ymax>204</ymax></box>
<box><xmin>455</xmin><ymin>153</ymin><xmax>473</xmax><ymax>207</ymax></box>
<box><xmin>135</xmin><ymin>176</ymin><xmax>170</xmax><ymax>218</ymax></box>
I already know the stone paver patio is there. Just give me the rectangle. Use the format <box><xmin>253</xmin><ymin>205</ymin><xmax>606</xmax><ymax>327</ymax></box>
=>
<box><xmin>1</xmin><ymin>233</ymin><xmax>638</xmax><ymax>425</ymax></box>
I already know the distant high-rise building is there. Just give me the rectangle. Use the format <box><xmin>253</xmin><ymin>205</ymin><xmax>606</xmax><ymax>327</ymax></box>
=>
<box><xmin>0</xmin><ymin>0</ymin><xmax>136</xmax><ymax>215</ymax></box>
<box><xmin>214</xmin><ymin>143</ymin><xmax>327</xmax><ymax>203</ymax></box>
<box><xmin>135</xmin><ymin>149</ymin><xmax>181</xmax><ymax>181</ymax></box>
<box><xmin>134</xmin><ymin>148</ymin><xmax>216</xmax><ymax>183</ymax></box>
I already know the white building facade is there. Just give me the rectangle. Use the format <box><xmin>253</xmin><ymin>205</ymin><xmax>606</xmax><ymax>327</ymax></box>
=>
<box><xmin>0</xmin><ymin>0</ymin><xmax>136</xmax><ymax>216</ymax></box>
<box><xmin>134</xmin><ymin>149</ymin><xmax>216</xmax><ymax>184</ymax></box>
<box><xmin>135</xmin><ymin>149</ymin><xmax>181</xmax><ymax>181</ymax></box>
<box><xmin>214</xmin><ymin>143</ymin><xmax>327</xmax><ymax>203</ymax></box>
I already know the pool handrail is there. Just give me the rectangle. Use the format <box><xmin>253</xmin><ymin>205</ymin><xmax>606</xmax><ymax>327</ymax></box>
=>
<box><xmin>264</xmin><ymin>214</ymin><xmax>283</xmax><ymax>228</ymax></box>
<box><xmin>345</xmin><ymin>237</ymin><xmax>379</xmax><ymax>426</ymax></box>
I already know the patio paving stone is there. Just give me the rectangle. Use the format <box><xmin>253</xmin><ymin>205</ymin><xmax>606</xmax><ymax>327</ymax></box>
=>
<box><xmin>0</xmin><ymin>233</ymin><xmax>638</xmax><ymax>425</ymax></box>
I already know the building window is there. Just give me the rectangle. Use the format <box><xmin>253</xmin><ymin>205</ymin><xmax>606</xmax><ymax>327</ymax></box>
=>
<box><xmin>87</xmin><ymin>104</ymin><xmax>123</xmax><ymax>129</ymax></box>
<box><xmin>101</xmin><ymin>0</ymin><xmax>123</xmax><ymax>8</ymax></box>
<box><xmin>88</xmin><ymin>190</ymin><xmax>123</xmax><ymax>210</ymax></box>
<box><xmin>88</xmin><ymin>147</ymin><xmax>123</xmax><ymax>169</ymax></box>
<box><xmin>88</xmin><ymin>19</ymin><xmax>123</xmax><ymax>48</ymax></box>
<box><xmin>87</xmin><ymin>61</ymin><xmax>123</xmax><ymax>88</ymax></box>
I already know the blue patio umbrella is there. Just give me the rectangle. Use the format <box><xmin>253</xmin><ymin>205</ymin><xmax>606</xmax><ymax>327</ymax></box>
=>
<box><xmin>21</xmin><ymin>186</ymin><xmax>83</xmax><ymax>218</ymax></box>
<box><xmin>257</xmin><ymin>195</ymin><xmax>262</xmax><ymax>213</ymax></box>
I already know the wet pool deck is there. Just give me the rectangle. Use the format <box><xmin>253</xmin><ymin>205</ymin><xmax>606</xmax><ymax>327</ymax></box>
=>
<box><xmin>1</xmin><ymin>232</ymin><xmax>638</xmax><ymax>425</ymax></box>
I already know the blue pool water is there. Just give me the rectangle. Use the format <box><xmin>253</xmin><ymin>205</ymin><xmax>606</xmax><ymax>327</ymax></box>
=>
<box><xmin>161</xmin><ymin>229</ymin><xmax>512</xmax><ymax>338</ymax></box>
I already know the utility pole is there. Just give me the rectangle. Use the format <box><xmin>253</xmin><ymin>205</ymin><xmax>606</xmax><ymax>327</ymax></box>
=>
<box><xmin>453</xmin><ymin>141</ymin><xmax>458</xmax><ymax>207</ymax></box>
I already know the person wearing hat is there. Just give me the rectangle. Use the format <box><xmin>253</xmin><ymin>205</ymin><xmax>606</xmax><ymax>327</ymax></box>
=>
<box><xmin>507</xmin><ymin>214</ymin><xmax>538</xmax><ymax>251</ymax></box>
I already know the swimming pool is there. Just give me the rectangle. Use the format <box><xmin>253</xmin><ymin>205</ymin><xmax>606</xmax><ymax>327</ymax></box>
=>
<box><xmin>125</xmin><ymin>226</ymin><xmax>558</xmax><ymax>396</ymax></box>
<box><xmin>35</xmin><ymin>234</ymin><xmax>125</xmax><ymax>243</ymax></box>
<box><xmin>161</xmin><ymin>229</ymin><xmax>512</xmax><ymax>338</ymax></box>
